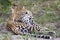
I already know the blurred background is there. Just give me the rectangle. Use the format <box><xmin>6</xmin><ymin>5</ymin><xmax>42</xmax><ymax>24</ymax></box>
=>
<box><xmin>0</xmin><ymin>0</ymin><xmax>60</xmax><ymax>38</ymax></box>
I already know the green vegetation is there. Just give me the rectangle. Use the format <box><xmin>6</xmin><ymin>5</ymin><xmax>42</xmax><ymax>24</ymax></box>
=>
<box><xmin>0</xmin><ymin>0</ymin><xmax>11</xmax><ymax>12</ymax></box>
<box><xmin>34</xmin><ymin>12</ymin><xmax>59</xmax><ymax>24</ymax></box>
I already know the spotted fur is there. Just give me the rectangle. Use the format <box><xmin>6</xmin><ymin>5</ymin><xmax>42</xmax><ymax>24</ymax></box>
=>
<box><xmin>7</xmin><ymin>4</ymin><xmax>55</xmax><ymax>38</ymax></box>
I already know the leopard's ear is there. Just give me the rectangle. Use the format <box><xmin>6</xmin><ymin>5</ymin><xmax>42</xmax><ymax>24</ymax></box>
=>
<box><xmin>11</xmin><ymin>6</ymin><xmax>16</xmax><ymax>14</ymax></box>
<box><xmin>10</xmin><ymin>6</ymin><xmax>14</xmax><ymax>13</ymax></box>
<box><xmin>11</xmin><ymin>4</ymin><xmax>15</xmax><ymax>11</ymax></box>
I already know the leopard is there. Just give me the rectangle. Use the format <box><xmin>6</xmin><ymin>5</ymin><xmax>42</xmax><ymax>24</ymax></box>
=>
<box><xmin>6</xmin><ymin>4</ymin><xmax>56</xmax><ymax>39</ymax></box>
<box><xmin>7</xmin><ymin>4</ymin><xmax>34</xmax><ymax>35</ymax></box>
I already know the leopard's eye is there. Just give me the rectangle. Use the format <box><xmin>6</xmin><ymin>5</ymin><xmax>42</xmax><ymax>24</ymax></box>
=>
<box><xmin>25</xmin><ymin>12</ymin><xmax>28</xmax><ymax>14</ymax></box>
